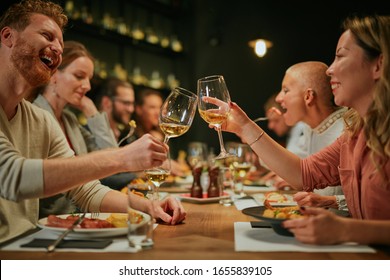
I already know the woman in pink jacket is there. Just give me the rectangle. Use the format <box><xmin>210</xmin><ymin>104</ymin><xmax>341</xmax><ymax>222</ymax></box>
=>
<box><xmin>216</xmin><ymin>15</ymin><xmax>390</xmax><ymax>245</ymax></box>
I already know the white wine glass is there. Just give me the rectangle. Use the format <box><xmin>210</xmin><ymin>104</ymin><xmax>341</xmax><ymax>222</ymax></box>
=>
<box><xmin>144</xmin><ymin>159</ymin><xmax>171</xmax><ymax>201</ymax></box>
<box><xmin>159</xmin><ymin>87</ymin><xmax>198</xmax><ymax>144</ymax></box>
<box><xmin>145</xmin><ymin>87</ymin><xmax>198</xmax><ymax>200</ymax></box>
<box><xmin>197</xmin><ymin>75</ymin><xmax>233</xmax><ymax>160</ymax></box>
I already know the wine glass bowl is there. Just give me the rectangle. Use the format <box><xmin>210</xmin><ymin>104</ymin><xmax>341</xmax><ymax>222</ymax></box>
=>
<box><xmin>145</xmin><ymin>87</ymin><xmax>197</xmax><ymax>199</ymax></box>
<box><xmin>144</xmin><ymin>165</ymin><xmax>170</xmax><ymax>189</ymax></box>
<box><xmin>159</xmin><ymin>87</ymin><xmax>198</xmax><ymax>144</ymax></box>
<box><xmin>197</xmin><ymin>75</ymin><xmax>233</xmax><ymax>160</ymax></box>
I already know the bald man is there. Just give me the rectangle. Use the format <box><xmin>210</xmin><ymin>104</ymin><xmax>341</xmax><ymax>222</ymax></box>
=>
<box><xmin>275</xmin><ymin>61</ymin><xmax>348</xmax><ymax>210</ymax></box>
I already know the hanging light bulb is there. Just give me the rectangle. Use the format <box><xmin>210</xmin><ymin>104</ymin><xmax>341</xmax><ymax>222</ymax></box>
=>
<box><xmin>248</xmin><ymin>39</ymin><xmax>273</xmax><ymax>58</ymax></box>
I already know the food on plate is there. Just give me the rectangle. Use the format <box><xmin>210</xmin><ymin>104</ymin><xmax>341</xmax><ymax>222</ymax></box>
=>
<box><xmin>130</xmin><ymin>189</ymin><xmax>146</xmax><ymax>197</ymax></box>
<box><xmin>128</xmin><ymin>210</ymin><xmax>144</xmax><ymax>224</ymax></box>
<box><xmin>131</xmin><ymin>178</ymin><xmax>147</xmax><ymax>185</ymax></box>
<box><xmin>106</xmin><ymin>213</ymin><xmax>129</xmax><ymax>228</ymax></box>
<box><xmin>262</xmin><ymin>199</ymin><xmax>304</xmax><ymax>219</ymax></box>
<box><xmin>46</xmin><ymin>214</ymin><xmax>114</xmax><ymax>228</ymax></box>
<box><xmin>262</xmin><ymin>206</ymin><xmax>303</xmax><ymax>219</ymax></box>
<box><xmin>121</xmin><ymin>178</ymin><xmax>150</xmax><ymax>197</ymax></box>
<box><xmin>45</xmin><ymin>212</ymin><xmax>144</xmax><ymax>229</ymax></box>
<box><xmin>264</xmin><ymin>191</ymin><xmax>287</xmax><ymax>202</ymax></box>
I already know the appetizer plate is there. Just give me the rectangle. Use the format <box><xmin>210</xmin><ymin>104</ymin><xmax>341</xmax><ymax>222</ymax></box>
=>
<box><xmin>179</xmin><ymin>192</ymin><xmax>230</xmax><ymax>204</ymax></box>
<box><xmin>37</xmin><ymin>212</ymin><xmax>150</xmax><ymax>238</ymax></box>
<box><xmin>242</xmin><ymin>206</ymin><xmax>351</xmax><ymax>237</ymax></box>
<box><xmin>242</xmin><ymin>206</ymin><xmax>296</xmax><ymax>236</ymax></box>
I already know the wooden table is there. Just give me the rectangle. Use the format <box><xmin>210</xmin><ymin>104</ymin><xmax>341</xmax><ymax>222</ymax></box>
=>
<box><xmin>1</xmin><ymin>200</ymin><xmax>389</xmax><ymax>260</ymax></box>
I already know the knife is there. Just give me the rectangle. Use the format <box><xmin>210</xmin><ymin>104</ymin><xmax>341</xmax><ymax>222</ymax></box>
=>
<box><xmin>47</xmin><ymin>212</ymin><xmax>87</xmax><ymax>252</ymax></box>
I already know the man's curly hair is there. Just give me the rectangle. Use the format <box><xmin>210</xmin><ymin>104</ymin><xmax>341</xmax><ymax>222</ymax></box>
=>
<box><xmin>0</xmin><ymin>0</ymin><xmax>67</xmax><ymax>33</ymax></box>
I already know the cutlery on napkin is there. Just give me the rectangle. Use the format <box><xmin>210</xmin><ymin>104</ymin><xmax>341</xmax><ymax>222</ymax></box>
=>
<box><xmin>46</xmin><ymin>212</ymin><xmax>86</xmax><ymax>252</ymax></box>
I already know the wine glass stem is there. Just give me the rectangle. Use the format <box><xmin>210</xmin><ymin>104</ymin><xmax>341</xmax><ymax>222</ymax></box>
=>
<box><xmin>154</xmin><ymin>184</ymin><xmax>160</xmax><ymax>201</ymax></box>
<box><xmin>216</xmin><ymin>127</ymin><xmax>228</xmax><ymax>154</ymax></box>
<box><xmin>163</xmin><ymin>136</ymin><xmax>171</xmax><ymax>163</ymax></box>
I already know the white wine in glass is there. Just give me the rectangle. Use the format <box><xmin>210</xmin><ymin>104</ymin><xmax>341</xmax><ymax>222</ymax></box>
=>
<box><xmin>159</xmin><ymin>87</ymin><xmax>198</xmax><ymax>144</ymax></box>
<box><xmin>145</xmin><ymin>87</ymin><xmax>198</xmax><ymax>199</ymax></box>
<box><xmin>159</xmin><ymin>123</ymin><xmax>190</xmax><ymax>140</ymax></box>
<box><xmin>144</xmin><ymin>169</ymin><xmax>169</xmax><ymax>188</ymax></box>
<box><xmin>197</xmin><ymin>75</ymin><xmax>233</xmax><ymax>160</ymax></box>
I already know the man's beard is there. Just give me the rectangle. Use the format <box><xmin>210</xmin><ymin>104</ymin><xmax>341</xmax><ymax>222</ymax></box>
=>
<box><xmin>10</xmin><ymin>37</ymin><xmax>52</xmax><ymax>88</ymax></box>
<box><xmin>112</xmin><ymin>105</ymin><xmax>129</xmax><ymax>126</ymax></box>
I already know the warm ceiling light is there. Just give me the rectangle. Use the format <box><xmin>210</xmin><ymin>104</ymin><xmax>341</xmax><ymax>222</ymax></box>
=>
<box><xmin>248</xmin><ymin>39</ymin><xmax>273</xmax><ymax>58</ymax></box>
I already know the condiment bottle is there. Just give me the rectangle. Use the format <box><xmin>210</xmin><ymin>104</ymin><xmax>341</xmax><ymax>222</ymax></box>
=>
<box><xmin>208</xmin><ymin>166</ymin><xmax>220</xmax><ymax>198</ymax></box>
<box><xmin>190</xmin><ymin>164</ymin><xmax>203</xmax><ymax>198</ymax></box>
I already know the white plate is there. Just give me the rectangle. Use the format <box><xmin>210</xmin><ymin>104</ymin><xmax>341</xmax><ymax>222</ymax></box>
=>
<box><xmin>37</xmin><ymin>212</ymin><xmax>150</xmax><ymax>238</ymax></box>
<box><xmin>251</xmin><ymin>193</ymin><xmax>297</xmax><ymax>206</ymax></box>
<box><xmin>179</xmin><ymin>192</ymin><xmax>230</xmax><ymax>204</ymax></box>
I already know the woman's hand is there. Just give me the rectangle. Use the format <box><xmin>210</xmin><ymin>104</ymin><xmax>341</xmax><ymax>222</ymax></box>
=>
<box><xmin>293</xmin><ymin>192</ymin><xmax>338</xmax><ymax>208</ymax></box>
<box><xmin>74</xmin><ymin>95</ymin><xmax>99</xmax><ymax>118</ymax></box>
<box><xmin>149</xmin><ymin>196</ymin><xmax>187</xmax><ymax>225</ymax></box>
<box><xmin>283</xmin><ymin>206</ymin><xmax>346</xmax><ymax>245</ymax></box>
<box><xmin>202</xmin><ymin>98</ymin><xmax>253</xmax><ymax>137</ymax></box>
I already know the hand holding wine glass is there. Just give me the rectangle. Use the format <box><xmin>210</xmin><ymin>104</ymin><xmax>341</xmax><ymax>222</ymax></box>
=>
<box><xmin>145</xmin><ymin>87</ymin><xmax>198</xmax><ymax>200</ymax></box>
<box><xmin>197</xmin><ymin>75</ymin><xmax>233</xmax><ymax>160</ymax></box>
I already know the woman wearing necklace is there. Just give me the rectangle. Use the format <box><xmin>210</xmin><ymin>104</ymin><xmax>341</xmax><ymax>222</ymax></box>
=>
<box><xmin>33</xmin><ymin>41</ymin><xmax>119</xmax><ymax>216</ymax></box>
<box><xmin>216</xmin><ymin>15</ymin><xmax>390</xmax><ymax>245</ymax></box>
<box><xmin>272</xmin><ymin>61</ymin><xmax>347</xmax><ymax>211</ymax></box>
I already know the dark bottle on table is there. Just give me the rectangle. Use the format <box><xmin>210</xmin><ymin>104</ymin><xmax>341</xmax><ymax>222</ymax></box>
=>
<box><xmin>190</xmin><ymin>164</ymin><xmax>203</xmax><ymax>198</ymax></box>
<box><xmin>208</xmin><ymin>166</ymin><xmax>220</xmax><ymax>198</ymax></box>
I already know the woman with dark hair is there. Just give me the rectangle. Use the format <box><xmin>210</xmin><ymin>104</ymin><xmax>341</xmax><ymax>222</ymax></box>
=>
<box><xmin>216</xmin><ymin>15</ymin><xmax>390</xmax><ymax>245</ymax></box>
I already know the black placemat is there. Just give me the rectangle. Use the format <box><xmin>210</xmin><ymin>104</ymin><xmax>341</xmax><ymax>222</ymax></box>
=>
<box><xmin>21</xmin><ymin>238</ymin><xmax>113</xmax><ymax>249</ymax></box>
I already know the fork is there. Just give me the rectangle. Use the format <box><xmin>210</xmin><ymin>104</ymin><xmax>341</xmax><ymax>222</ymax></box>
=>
<box><xmin>90</xmin><ymin>212</ymin><xmax>99</xmax><ymax>219</ymax></box>
<box><xmin>252</xmin><ymin>107</ymin><xmax>283</xmax><ymax>123</ymax></box>
<box><xmin>118</xmin><ymin>122</ymin><xmax>136</xmax><ymax>146</ymax></box>
<box><xmin>252</xmin><ymin>117</ymin><xmax>268</xmax><ymax>122</ymax></box>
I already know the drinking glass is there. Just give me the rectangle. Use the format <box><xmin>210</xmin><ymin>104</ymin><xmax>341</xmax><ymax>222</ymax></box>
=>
<box><xmin>159</xmin><ymin>87</ymin><xmax>198</xmax><ymax>144</ymax></box>
<box><xmin>145</xmin><ymin>87</ymin><xmax>198</xmax><ymax>199</ymax></box>
<box><xmin>127</xmin><ymin>186</ymin><xmax>154</xmax><ymax>251</ymax></box>
<box><xmin>218</xmin><ymin>166</ymin><xmax>234</xmax><ymax>206</ymax></box>
<box><xmin>231</xmin><ymin>143</ymin><xmax>254</xmax><ymax>195</ymax></box>
<box><xmin>187</xmin><ymin>141</ymin><xmax>208</xmax><ymax>169</ymax></box>
<box><xmin>197</xmin><ymin>75</ymin><xmax>233</xmax><ymax>160</ymax></box>
<box><xmin>144</xmin><ymin>157</ymin><xmax>171</xmax><ymax>201</ymax></box>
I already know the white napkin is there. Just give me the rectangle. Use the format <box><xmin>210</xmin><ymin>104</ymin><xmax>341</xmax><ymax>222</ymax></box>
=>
<box><xmin>234</xmin><ymin>222</ymin><xmax>375</xmax><ymax>253</ymax></box>
<box><xmin>234</xmin><ymin>197</ymin><xmax>259</xmax><ymax>210</ymax></box>
<box><xmin>243</xmin><ymin>185</ymin><xmax>276</xmax><ymax>192</ymax></box>
<box><xmin>1</xmin><ymin>225</ymin><xmax>158</xmax><ymax>253</ymax></box>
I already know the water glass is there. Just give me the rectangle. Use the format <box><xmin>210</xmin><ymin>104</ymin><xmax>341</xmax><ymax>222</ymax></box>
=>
<box><xmin>127</xmin><ymin>185</ymin><xmax>154</xmax><ymax>251</ymax></box>
<box><xmin>219</xmin><ymin>166</ymin><xmax>234</xmax><ymax>206</ymax></box>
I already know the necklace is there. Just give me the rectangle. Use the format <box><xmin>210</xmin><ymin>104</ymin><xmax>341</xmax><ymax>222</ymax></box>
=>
<box><xmin>314</xmin><ymin>108</ymin><xmax>347</xmax><ymax>134</ymax></box>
